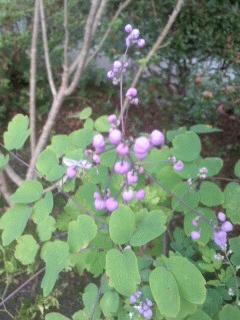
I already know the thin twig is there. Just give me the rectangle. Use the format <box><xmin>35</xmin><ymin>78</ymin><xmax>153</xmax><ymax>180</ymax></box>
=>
<box><xmin>29</xmin><ymin>0</ymin><xmax>40</xmax><ymax>156</ymax></box>
<box><xmin>63</xmin><ymin>0</ymin><xmax>69</xmax><ymax>87</ymax></box>
<box><xmin>0</xmin><ymin>172</ymin><xmax>11</xmax><ymax>205</ymax></box>
<box><xmin>39</xmin><ymin>0</ymin><xmax>57</xmax><ymax>96</ymax></box>
<box><xmin>4</xmin><ymin>165</ymin><xmax>23</xmax><ymax>187</ymax></box>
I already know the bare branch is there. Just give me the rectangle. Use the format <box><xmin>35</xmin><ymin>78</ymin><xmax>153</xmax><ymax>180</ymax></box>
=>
<box><xmin>0</xmin><ymin>172</ymin><xmax>11</xmax><ymax>205</ymax></box>
<box><xmin>5</xmin><ymin>165</ymin><xmax>23</xmax><ymax>186</ymax></box>
<box><xmin>62</xmin><ymin>0</ymin><xmax>69</xmax><ymax>87</ymax></box>
<box><xmin>39</xmin><ymin>0</ymin><xmax>57</xmax><ymax>96</ymax></box>
<box><xmin>29</xmin><ymin>0</ymin><xmax>40</xmax><ymax>156</ymax></box>
<box><xmin>91</xmin><ymin>0</ymin><xmax>108</xmax><ymax>37</ymax></box>
<box><xmin>66</xmin><ymin>0</ymin><xmax>101</xmax><ymax>95</ymax></box>
<box><xmin>123</xmin><ymin>0</ymin><xmax>185</xmax><ymax>110</ymax></box>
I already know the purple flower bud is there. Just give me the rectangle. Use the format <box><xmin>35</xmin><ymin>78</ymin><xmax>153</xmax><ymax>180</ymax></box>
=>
<box><xmin>108</xmin><ymin>114</ymin><xmax>117</xmax><ymax>125</ymax></box>
<box><xmin>94</xmin><ymin>198</ymin><xmax>106</xmax><ymax>211</ymax></box>
<box><xmin>125</xmin><ymin>24</ymin><xmax>133</xmax><ymax>33</ymax></box>
<box><xmin>116</xmin><ymin>143</ymin><xmax>129</xmax><ymax>156</ymax></box>
<box><xmin>146</xmin><ymin>299</ymin><xmax>153</xmax><ymax>307</ymax></box>
<box><xmin>135</xmin><ymin>291</ymin><xmax>142</xmax><ymax>298</ymax></box>
<box><xmin>130</xmin><ymin>295</ymin><xmax>137</xmax><ymax>304</ymax></box>
<box><xmin>138</xmin><ymin>166</ymin><xmax>145</xmax><ymax>174</ymax></box>
<box><xmin>191</xmin><ymin>231</ymin><xmax>201</xmax><ymax>241</ymax></box>
<box><xmin>67</xmin><ymin>166</ymin><xmax>77</xmax><ymax>179</ymax></box>
<box><xmin>174</xmin><ymin>160</ymin><xmax>184</xmax><ymax>172</ymax></box>
<box><xmin>137</xmin><ymin>38</ymin><xmax>145</xmax><ymax>48</ymax></box>
<box><xmin>93</xmin><ymin>134</ymin><xmax>105</xmax><ymax>149</ymax></box>
<box><xmin>131</xmin><ymin>28</ymin><xmax>140</xmax><ymax>40</ymax></box>
<box><xmin>150</xmin><ymin>130</ymin><xmax>165</xmax><ymax>146</ymax></box>
<box><xmin>94</xmin><ymin>192</ymin><xmax>101</xmax><ymax>199</ymax></box>
<box><xmin>114</xmin><ymin>161</ymin><xmax>131</xmax><ymax>175</ymax></box>
<box><xmin>131</xmin><ymin>97</ymin><xmax>139</xmax><ymax>105</ymax></box>
<box><xmin>192</xmin><ymin>218</ymin><xmax>199</xmax><ymax>227</ymax></box>
<box><xmin>127</xmin><ymin>170</ymin><xmax>138</xmax><ymax>185</ymax></box>
<box><xmin>143</xmin><ymin>309</ymin><xmax>153</xmax><ymax>319</ymax></box>
<box><xmin>126</xmin><ymin>87</ymin><xmax>138</xmax><ymax>99</ymax></box>
<box><xmin>135</xmin><ymin>189</ymin><xmax>145</xmax><ymax>201</ymax></box>
<box><xmin>105</xmin><ymin>197</ymin><xmax>118</xmax><ymax>212</ymax></box>
<box><xmin>93</xmin><ymin>154</ymin><xmax>100</xmax><ymax>164</ymax></box>
<box><xmin>135</xmin><ymin>151</ymin><xmax>149</xmax><ymax>160</ymax></box>
<box><xmin>122</xmin><ymin>189</ymin><xmax>135</xmax><ymax>203</ymax></box>
<box><xmin>109</xmin><ymin>129</ymin><xmax>122</xmax><ymax>145</ymax></box>
<box><xmin>113</xmin><ymin>60</ymin><xmax>122</xmax><ymax>71</ymax></box>
<box><xmin>221</xmin><ymin>221</ymin><xmax>233</xmax><ymax>233</ymax></box>
<box><xmin>218</xmin><ymin>212</ymin><xmax>226</xmax><ymax>222</ymax></box>
<box><xmin>134</xmin><ymin>137</ymin><xmax>151</xmax><ymax>155</ymax></box>
<box><xmin>107</xmin><ymin>70</ymin><xmax>114</xmax><ymax>79</ymax></box>
<box><xmin>214</xmin><ymin>230</ymin><xmax>227</xmax><ymax>250</ymax></box>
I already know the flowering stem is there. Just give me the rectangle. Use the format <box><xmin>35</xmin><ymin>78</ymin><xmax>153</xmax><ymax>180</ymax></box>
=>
<box><xmin>119</xmin><ymin>47</ymin><xmax>129</xmax><ymax>136</ymax></box>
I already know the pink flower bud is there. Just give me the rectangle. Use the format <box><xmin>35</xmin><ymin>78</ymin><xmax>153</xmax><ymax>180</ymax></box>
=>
<box><xmin>150</xmin><ymin>130</ymin><xmax>165</xmax><ymax>146</ymax></box>
<box><xmin>221</xmin><ymin>221</ymin><xmax>233</xmax><ymax>233</ymax></box>
<box><xmin>108</xmin><ymin>114</ymin><xmax>117</xmax><ymax>125</ymax></box>
<box><xmin>114</xmin><ymin>161</ymin><xmax>131</xmax><ymax>175</ymax></box>
<box><xmin>135</xmin><ymin>189</ymin><xmax>145</xmax><ymax>201</ymax></box>
<box><xmin>134</xmin><ymin>137</ymin><xmax>150</xmax><ymax>155</ymax></box>
<box><xmin>218</xmin><ymin>212</ymin><xmax>226</xmax><ymax>222</ymax></box>
<box><xmin>93</xmin><ymin>134</ymin><xmax>105</xmax><ymax>149</ymax></box>
<box><xmin>131</xmin><ymin>28</ymin><xmax>140</xmax><ymax>39</ymax></box>
<box><xmin>94</xmin><ymin>192</ymin><xmax>101</xmax><ymax>199</ymax></box>
<box><xmin>137</xmin><ymin>38</ymin><xmax>145</xmax><ymax>48</ymax></box>
<box><xmin>94</xmin><ymin>198</ymin><xmax>106</xmax><ymax>211</ymax></box>
<box><xmin>113</xmin><ymin>60</ymin><xmax>122</xmax><ymax>71</ymax></box>
<box><xmin>125</xmin><ymin>24</ymin><xmax>133</xmax><ymax>33</ymax></box>
<box><xmin>93</xmin><ymin>154</ymin><xmax>101</xmax><ymax>164</ymax></box>
<box><xmin>191</xmin><ymin>231</ymin><xmax>201</xmax><ymax>241</ymax></box>
<box><xmin>109</xmin><ymin>129</ymin><xmax>122</xmax><ymax>145</ymax></box>
<box><xmin>107</xmin><ymin>70</ymin><xmax>114</xmax><ymax>79</ymax></box>
<box><xmin>122</xmin><ymin>189</ymin><xmax>135</xmax><ymax>203</ymax></box>
<box><xmin>116</xmin><ymin>143</ymin><xmax>129</xmax><ymax>156</ymax></box>
<box><xmin>174</xmin><ymin>160</ymin><xmax>184</xmax><ymax>172</ymax></box>
<box><xmin>105</xmin><ymin>197</ymin><xmax>118</xmax><ymax>212</ymax></box>
<box><xmin>126</xmin><ymin>87</ymin><xmax>137</xmax><ymax>98</ymax></box>
<box><xmin>67</xmin><ymin>166</ymin><xmax>77</xmax><ymax>179</ymax></box>
<box><xmin>214</xmin><ymin>231</ymin><xmax>227</xmax><ymax>250</ymax></box>
<box><xmin>127</xmin><ymin>170</ymin><xmax>138</xmax><ymax>185</ymax></box>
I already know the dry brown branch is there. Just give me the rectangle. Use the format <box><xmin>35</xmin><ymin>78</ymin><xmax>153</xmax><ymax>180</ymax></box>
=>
<box><xmin>0</xmin><ymin>172</ymin><xmax>11</xmax><ymax>205</ymax></box>
<box><xmin>123</xmin><ymin>0</ymin><xmax>184</xmax><ymax>110</ymax></box>
<box><xmin>29</xmin><ymin>0</ymin><xmax>40</xmax><ymax>157</ymax></box>
<box><xmin>39</xmin><ymin>0</ymin><xmax>57</xmax><ymax>97</ymax></box>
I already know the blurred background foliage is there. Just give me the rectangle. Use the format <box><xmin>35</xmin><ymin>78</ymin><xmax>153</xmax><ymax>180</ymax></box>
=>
<box><xmin>0</xmin><ymin>0</ymin><xmax>240</xmax><ymax>125</ymax></box>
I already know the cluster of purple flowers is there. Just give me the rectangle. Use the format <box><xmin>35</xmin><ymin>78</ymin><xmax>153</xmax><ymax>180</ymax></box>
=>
<box><xmin>191</xmin><ymin>211</ymin><xmax>233</xmax><ymax>250</ymax></box>
<box><xmin>124</xmin><ymin>24</ymin><xmax>145</xmax><ymax>48</ymax></box>
<box><xmin>126</xmin><ymin>87</ymin><xmax>139</xmax><ymax>105</ymax></box>
<box><xmin>130</xmin><ymin>291</ymin><xmax>153</xmax><ymax>319</ymax></box>
<box><xmin>91</xmin><ymin>114</ymin><xmax>167</xmax><ymax>212</ymax></box>
<box><xmin>107</xmin><ymin>60</ymin><xmax>128</xmax><ymax>85</ymax></box>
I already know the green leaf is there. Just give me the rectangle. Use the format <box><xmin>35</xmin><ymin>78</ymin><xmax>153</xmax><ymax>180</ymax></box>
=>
<box><xmin>100</xmin><ymin>290</ymin><xmax>119</xmax><ymax>317</ymax></box>
<box><xmin>83</xmin><ymin>283</ymin><xmax>101</xmax><ymax>319</ymax></box>
<box><xmin>45</xmin><ymin>313</ymin><xmax>70</xmax><ymax>320</ymax></box>
<box><xmin>190</xmin><ymin>124</ymin><xmax>221</xmax><ymax>134</ymax></box>
<box><xmin>11</xmin><ymin>180</ymin><xmax>43</xmax><ymax>204</ymax></box>
<box><xmin>199</xmin><ymin>181</ymin><xmax>224</xmax><ymax>207</ymax></box>
<box><xmin>166</xmin><ymin>255</ymin><xmax>206</xmax><ymax>304</ymax></box>
<box><xmin>218</xmin><ymin>304</ymin><xmax>240</xmax><ymax>320</ymax></box>
<box><xmin>229</xmin><ymin>237</ymin><xmax>240</xmax><ymax>266</ymax></box>
<box><xmin>0</xmin><ymin>153</ymin><xmax>9</xmax><ymax>170</ymax></box>
<box><xmin>0</xmin><ymin>205</ymin><xmax>32</xmax><ymax>246</ymax></box>
<box><xmin>176</xmin><ymin>297</ymin><xmax>197</xmax><ymax>319</ymax></box>
<box><xmin>69</xmin><ymin>128</ymin><xmax>93</xmax><ymax>149</ymax></box>
<box><xmin>36</xmin><ymin>149</ymin><xmax>65</xmax><ymax>182</ymax></box>
<box><xmin>79</xmin><ymin>107</ymin><xmax>92</xmax><ymax>120</ymax></box>
<box><xmin>37</xmin><ymin>216</ymin><xmax>56</xmax><ymax>242</ymax></box>
<box><xmin>72</xmin><ymin>310</ymin><xmax>88</xmax><ymax>320</ymax></box>
<box><xmin>224</xmin><ymin>182</ymin><xmax>240</xmax><ymax>223</ymax></box>
<box><xmin>198</xmin><ymin>157</ymin><xmax>223</xmax><ymax>176</ymax></box>
<box><xmin>173</xmin><ymin>131</ymin><xmax>201</xmax><ymax>162</ymax></box>
<box><xmin>157</xmin><ymin>166</ymin><xmax>182</xmax><ymax>190</ymax></box>
<box><xmin>3</xmin><ymin>114</ymin><xmax>30</xmax><ymax>150</ymax></box>
<box><xmin>187</xmin><ymin>309</ymin><xmax>212</xmax><ymax>320</ymax></box>
<box><xmin>14</xmin><ymin>234</ymin><xmax>39</xmax><ymax>265</ymax></box>
<box><xmin>94</xmin><ymin>115</ymin><xmax>110</xmax><ymax>132</ymax></box>
<box><xmin>109</xmin><ymin>206</ymin><xmax>135</xmax><ymax>245</ymax></box>
<box><xmin>32</xmin><ymin>192</ymin><xmax>53</xmax><ymax>224</ymax></box>
<box><xmin>41</xmin><ymin>240</ymin><xmax>69</xmax><ymax>296</ymax></box>
<box><xmin>167</xmin><ymin>127</ymin><xmax>187</xmax><ymax>142</ymax></box>
<box><xmin>67</xmin><ymin>215</ymin><xmax>97</xmax><ymax>252</ymax></box>
<box><xmin>149</xmin><ymin>266</ymin><xmax>180</xmax><ymax>317</ymax></box>
<box><xmin>130</xmin><ymin>210</ymin><xmax>167</xmax><ymax>246</ymax></box>
<box><xmin>48</xmin><ymin>135</ymin><xmax>70</xmax><ymax>157</ymax></box>
<box><xmin>172</xmin><ymin>182</ymin><xmax>199</xmax><ymax>212</ymax></box>
<box><xmin>106</xmin><ymin>249</ymin><xmax>140</xmax><ymax>296</ymax></box>
<box><xmin>234</xmin><ymin>160</ymin><xmax>240</xmax><ymax>178</ymax></box>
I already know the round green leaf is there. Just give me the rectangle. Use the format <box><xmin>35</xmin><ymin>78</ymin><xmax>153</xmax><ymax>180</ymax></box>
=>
<box><xmin>200</xmin><ymin>181</ymin><xmax>224</xmax><ymax>207</ymax></box>
<box><xmin>173</xmin><ymin>131</ymin><xmax>201</xmax><ymax>162</ymax></box>
<box><xmin>224</xmin><ymin>182</ymin><xmax>240</xmax><ymax>224</ymax></box>
<box><xmin>187</xmin><ymin>309</ymin><xmax>212</xmax><ymax>320</ymax></box>
<box><xmin>166</xmin><ymin>255</ymin><xmax>206</xmax><ymax>305</ymax></box>
<box><xmin>198</xmin><ymin>157</ymin><xmax>223</xmax><ymax>176</ymax></box>
<box><xmin>45</xmin><ymin>313</ymin><xmax>70</xmax><ymax>320</ymax></box>
<box><xmin>11</xmin><ymin>180</ymin><xmax>43</xmax><ymax>204</ymax></box>
<box><xmin>234</xmin><ymin>160</ymin><xmax>240</xmax><ymax>178</ymax></box>
<box><xmin>100</xmin><ymin>291</ymin><xmax>120</xmax><ymax>317</ymax></box>
<box><xmin>109</xmin><ymin>206</ymin><xmax>135</xmax><ymax>245</ymax></box>
<box><xmin>149</xmin><ymin>266</ymin><xmax>180</xmax><ymax>318</ymax></box>
<box><xmin>130</xmin><ymin>210</ymin><xmax>167</xmax><ymax>246</ymax></box>
<box><xmin>94</xmin><ymin>115</ymin><xmax>110</xmax><ymax>132</ymax></box>
<box><xmin>79</xmin><ymin>107</ymin><xmax>92</xmax><ymax>120</ymax></box>
<box><xmin>15</xmin><ymin>234</ymin><xmax>39</xmax><ymax>265</ymax></box>
<box><xmin>172</xmin><ymin>182</ymin><xmax>199</xmax><ymax>212</ymax></box>
<box><xmin>218</xmin><ymin>304</ymin><xmax>240</xmax><ymax>320</ymax></box>
<box><xmin>106</xmin><ymin>249</ymin><xmax>140</xmax><ymax>296</ymax></box>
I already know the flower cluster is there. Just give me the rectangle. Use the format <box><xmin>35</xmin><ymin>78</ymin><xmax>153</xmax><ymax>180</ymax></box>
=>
<box><xmin>126</xmin><ymin>87</ymin><xmax>139</xmax><ymax>105</ymax></box>
<box><xmin>130</xmin><ymin>291</ymin><xmax>153</xmax><ymax>319</ymax></box>
<box><xmin>107</xmin><ymin>60</ymin><xmax>128</xmax><ymax>85</ymax></box>
<box><xmin>91</xmin><ymin>114</ymin><xmax>167</xmax><ymax>213</ymax></box>
<box><xmin>191</xmin><ymin>211</ymin><xmax>233</xmax><ymax>250</ymax></box>
<box><xmin>124</xmin><ymin>24</ymin><xmax>145</xmax><ymax>48</ymax></box>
